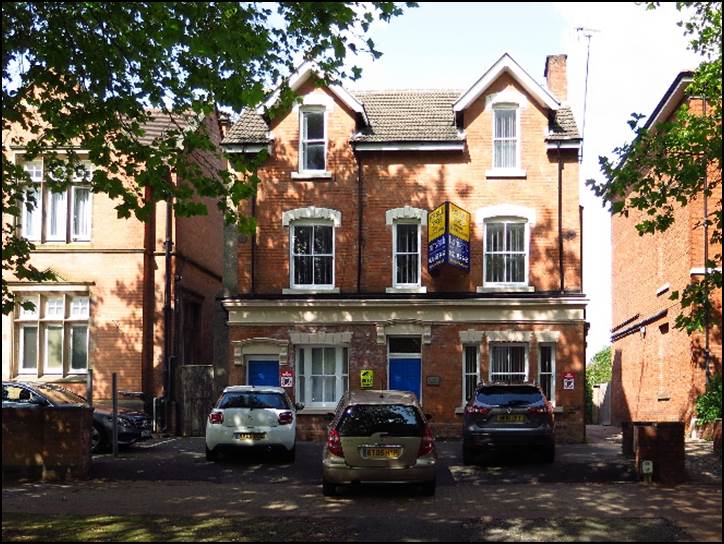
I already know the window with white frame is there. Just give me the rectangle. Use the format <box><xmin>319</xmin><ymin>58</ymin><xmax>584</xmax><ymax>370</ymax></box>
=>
<box><xmin>15</xmin><ymin>293</ymin><xmax>90</xmax><ymax>376</ymax></box>
<box><xmin>493</xmin><ymin>106</ymin><xmax>518</xmax><ymax>169</ymax></box>
<box><xmin>538</xmin><ymin>344</ymin><xmax>555</xmax><ymax>403</ymax></box>
<box><xmin>463</xmin><ymin>344</ymin><xmax>480</xmax><ymax>403</ymax></box>
<box><xmin>19</xmin><ymin>159</ymin><xmax>93</xmax><ymax>243</ymax></box>
<box><xmin>489</xmin><ymin>344</ymin><xmax>527</xmax><ymax>384</ymax></box>
<box><xmin>484</xmin><ymin>219</ymin><xmax>527</xmax><ymax>285</ymax></box>
<box><xmin>295</xmin><ymin>346</ymin><xmax>348</xmax><ymax>408</ymax></box>
<box><xmin>300</xmin><ymin>108</ymin><xmax>326</xmax><ymax>172</ymax></box>
<box><xmin>291</xmin><ymin>222</ymin><xmax>334</xmax><ymax>288</ymax></box>
<box><xmin>393</xmin><ymin>221</ymin><xmax>421</xmax><ymax>287</ymax></box>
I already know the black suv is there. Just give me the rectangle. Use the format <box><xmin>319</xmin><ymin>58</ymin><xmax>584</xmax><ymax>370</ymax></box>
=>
<box><xmin>462</xmin><ymin>383</ymin><xmax>555</xmax><ymax>465</ymax></box>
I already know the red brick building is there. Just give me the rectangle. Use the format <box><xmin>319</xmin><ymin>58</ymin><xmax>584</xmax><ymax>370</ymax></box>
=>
<box><xmin>2</xmin><ymin>112</ymin><xmax>225</xmax><ymax>431</ymax></box>
<box><xmin>610</xmin><ymin>72</ymin><xmax>723</xmax><ymax>430</ymax></box>
<box><xmin>221</xmin><ymin>53</ymin><xmax>588</xmax><ymax>442</ymax></box>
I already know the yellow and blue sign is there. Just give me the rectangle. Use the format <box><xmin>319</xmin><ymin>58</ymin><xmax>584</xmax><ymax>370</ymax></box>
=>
<box><xmin>428</xmin><ymin>201</ymin><xmax>471</xmax><ymax>272</ymax></box>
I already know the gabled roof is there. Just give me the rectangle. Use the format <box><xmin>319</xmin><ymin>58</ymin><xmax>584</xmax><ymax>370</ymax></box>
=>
<box><xmin>644</xmin><ymin>71</ymin><xmax>694</xmax><ymax>129</ymax></box>
<box><xmin>221</xmin><ymin>94</ymin><xmax>579</xmax><ymax>146</ymax></box>
<box><xmin>256</xmin><ymin>62</ymin><xmax>367</xmax><ymax>124</ymax></box>
<box><xmin>453</xmin><ymin>53</ymin><xmax>560</xmax><ymax>112</ymax></box>
<box><xmin>221</xmin><ymin>53</ymin><xmax>580</xmax><ymax>148</ymax></box>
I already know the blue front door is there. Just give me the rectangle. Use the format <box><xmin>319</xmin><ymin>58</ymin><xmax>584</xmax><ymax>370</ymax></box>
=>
<box><xmin>248</xmin><ymin>360</ymin><xmax>280</xmax><ymax>387</ymax></box>
<box><xmin>389</xmin><ymin>357</ymin><xmax>421</xmax><ymax>400</ymax></box>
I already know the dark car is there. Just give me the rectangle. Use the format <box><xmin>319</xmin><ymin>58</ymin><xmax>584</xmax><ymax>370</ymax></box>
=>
<box><xmin>2</xmin><ymin>381</ymin><xmax>152</xmax><ymax>453</ymax></box>
<box><xmin>462</xmin><ymin>382</ymin><xmax>555</xmax><ymax>465</ymax></box>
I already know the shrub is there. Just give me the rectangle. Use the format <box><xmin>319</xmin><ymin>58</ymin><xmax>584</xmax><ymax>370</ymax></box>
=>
<box><xmin>695</xmin><ymin>373</ymin><xmax>722</xmax><ymax>424</ymax></box>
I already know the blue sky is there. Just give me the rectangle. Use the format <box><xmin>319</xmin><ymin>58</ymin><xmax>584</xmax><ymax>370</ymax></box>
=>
<box><xmin>345</xmin><ymin>2</ymin><xmax>703</xmax><ymax>360</ymax></box>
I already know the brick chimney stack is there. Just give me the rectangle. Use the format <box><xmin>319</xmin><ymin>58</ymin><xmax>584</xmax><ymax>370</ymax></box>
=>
<box><xmin>545</xmin><ymin>54</ymin><xmax>567</xmax><ymax>103</ymax></box>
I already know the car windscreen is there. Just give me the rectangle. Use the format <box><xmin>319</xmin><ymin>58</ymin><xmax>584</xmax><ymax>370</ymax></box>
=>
<box><xmin>36</xmin><ymin>385</ymin><xmax>87</xmax><ymax>405</ymax></box>
<box><xmin>217</xmin><ymin>392</ymin><xmax>289</xmax><ymax>410</ymax></box>
<box><xmin>336</xmin><ymin>404</ymin><xmax>424</xmax><ymax>437</ymax></box>
<box><xmin>475</xmin><ymin>386</ymin><xmax>544</xmax><ymax>407</ymax></box>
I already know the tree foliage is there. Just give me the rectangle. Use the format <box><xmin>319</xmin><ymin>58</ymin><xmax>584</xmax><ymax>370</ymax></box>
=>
<box><xmin>587</xmin><ymin>2</ymin><xmax>722</xmax><ymax>335</ymax></box>
<box><xmin>2</xmin><ymin>2</ymin><xmax>414</xmax><ymax>314</ymax></box>
<box><xmin>585</xmin><ymin>346</ymin><xmax>613</xmax><ymax>424</ymax></box>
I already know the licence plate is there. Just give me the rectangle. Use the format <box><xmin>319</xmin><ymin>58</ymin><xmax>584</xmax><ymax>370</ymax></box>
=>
<box><xmin>235</xmin><ymin>432</ymin><xmax>265</xmax><ymax>441</ymax></box>
<box><xmin>497</xmin><ymin>415</ymin><xmax>525</xmax><ymax>423</ymax></box>
<box><xmin>364</xmin><ymin>447</ymin><xmax>401</xmax><ymax>459</ymax></box>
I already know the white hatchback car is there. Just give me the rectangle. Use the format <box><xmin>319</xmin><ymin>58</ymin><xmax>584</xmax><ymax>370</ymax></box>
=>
<box><xmin>205</xmin><ymin>386</ymin><xmax>302</xmax><ymax>463</ymax></box>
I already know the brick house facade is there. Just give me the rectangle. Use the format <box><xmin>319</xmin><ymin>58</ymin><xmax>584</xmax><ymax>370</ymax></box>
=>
<box><xmin>2</xmin><ymin>112</ymin><xmax>225</xmax><ymax>432</ymax></box>
<box><xmin>220</xmin><ymin>53</ymin><xmax>588</xmax><ymax>442</ymax></box>
<box><xmin>610</xmin><ymin>72</ymin><xmax>723</xmax><ymax>430</ymax></box>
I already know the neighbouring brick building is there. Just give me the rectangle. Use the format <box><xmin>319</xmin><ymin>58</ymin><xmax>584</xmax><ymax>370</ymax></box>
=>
<box><xmin>2</xmin><ymin>111</ymin><xmax>225</xmax><ymax>432</ymax></box>
<box><xmin>220</xmin><ymin>53</ymin><xmax>588</xmax><ymax>442</ymax></box>
<box><xmin>610</xmin><ymin>72</ymin><xmax>723</xmax><ymax>430</ymax></box>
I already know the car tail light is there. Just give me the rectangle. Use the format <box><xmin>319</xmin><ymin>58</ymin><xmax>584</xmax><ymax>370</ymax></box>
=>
<box><xmin>327</xmin><ymin>429</ymin><xmax>344</xmax><ymax>457</ymax></box>
<box><xmin>278</xmin><ymin>411</ymin><xmax>293</xmax><ymax>425</ymax></box>
<box><xmin>528</xmin><ymin>402</ymin><xmax>554</xmax><ymax>415</ymax></box>
<box><xmin>418</xmin><ymin>425</ymin><xmax>435</xmax><ymax>457</ymax></box>
<box><xmin>465</xmin><ymin>405</ymin><xmax>491</xmax><ymax>416</ymax></box>
<box><xmin>208</xmin><ymin>411</ymin><xmax>224</xmax><ymax>425</ymax></box>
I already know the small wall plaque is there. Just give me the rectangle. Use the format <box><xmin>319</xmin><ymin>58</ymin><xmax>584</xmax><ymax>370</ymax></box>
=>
<box><xmin>426</xmin><ymin>376</ymin><xmax>441</xmax><ymax>386</ymax></box>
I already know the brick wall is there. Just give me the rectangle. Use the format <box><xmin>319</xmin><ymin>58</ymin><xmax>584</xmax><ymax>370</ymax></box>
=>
<box><xmin>611</xmin><ymin>96</ymin><xmax>723</xmax><ymax>429</ymax></box>
<box><xmin>2</xmin><ymin>406</ymin><xmax>92</xmax><ymax>481</ymax></box>
<box><xmin>240</xmin><ymin>75</ymin><xmax>581</xmax><ymax>295</ymax></box>
<box><xmin>229</xmin><ymin>321</ymin><xmax>586</xmax><ymax>443</ymax></box>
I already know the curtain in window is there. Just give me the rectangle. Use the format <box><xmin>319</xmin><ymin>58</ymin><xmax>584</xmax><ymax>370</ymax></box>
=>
<box><xmin>485</xmin><ymin>222</ymin><xmax>525</xmax><ymax>283</ymax></box>
<box><xmin>47</xmin><ymin>190</ymin><xmax>67</xmax><ymax>240</ymax></box>
<box><xmin>395</xmin><ymin>223</ymin><xmax>419</xmax><ymax>285</ymax></box>
<box><xmin>494</xmin><ymin>109</ymin><xmax>517</xmax><ymax>169</ymax></box>
<box><xmin>72</xmin><ymin>187</ymin><xmax>91</xmax><ymax>239</ymax></box>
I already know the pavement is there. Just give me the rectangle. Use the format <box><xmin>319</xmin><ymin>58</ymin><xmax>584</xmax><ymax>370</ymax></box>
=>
<box><xmin>2</xmin><ymin>425</ymin><xmax>722</xmax><ymax>541</ymax></box>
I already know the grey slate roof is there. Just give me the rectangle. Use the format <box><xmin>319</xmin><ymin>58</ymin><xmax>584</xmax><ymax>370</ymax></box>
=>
<box><xmin>221</xmin><ymin>91</ymin><xmax>580</xmax><ymax>145</ymax></box>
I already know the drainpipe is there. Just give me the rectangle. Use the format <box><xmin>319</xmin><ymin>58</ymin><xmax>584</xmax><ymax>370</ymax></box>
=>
<box><xmin>162</xmin><ymin>171</ymin><xmax>174</xmax><ymax>431</ymax></box>
<box><xmin>557</xmin><ymin>143</ymin><xmax>564</xmax><ymax>292</ymax></box>
<box><xmin>142</xmin><ymin>186</ymin><xmax>156</xmax><ymax>413</ymax></box>
<box><xmin>251</xmin><ymin>191</ymin><xmax>257</xmax><ymax>295</ymax></box>
<box><xmin>355</xmin><ymin>148</ymin><xmax>364</xmax><ymax>293</ymax></box>
<box><xmin>703</xmin><ymin>98</ymin><xmax>711</xmax><ymax>384</ymax></box>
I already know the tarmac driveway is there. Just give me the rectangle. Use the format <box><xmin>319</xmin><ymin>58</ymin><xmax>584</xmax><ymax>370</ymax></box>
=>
<box><xmin>89</xmin><ymin>429</ymin><xmax>637</xmax><ymax>485</ymax></box>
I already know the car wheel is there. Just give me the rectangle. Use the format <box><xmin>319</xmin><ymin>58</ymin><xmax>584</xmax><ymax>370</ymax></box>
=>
<box><xmin>421</xmin><ymin>479</ymin><xmax>436</xmax><ymax>496</ymax></box>
<box><xmin>322</xmin><ymin>480</ymin><xmax>337</xmax><ymax>497</ymax></box>
<box><xmin>205</xmin><ymin>445</ymin><xmax>219</xmax><ymax>462</ymax></box>
<box><xmin>91</xmin><ymin>423</ymin><xmax>106</xmax><ymax>454</ymax></box>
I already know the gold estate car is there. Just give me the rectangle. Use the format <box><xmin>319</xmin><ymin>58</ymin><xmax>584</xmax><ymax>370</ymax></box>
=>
<box><xmin>322</xmin><ymin>390</ymin><xmax>437</xmax><ymax>496</ymax></box>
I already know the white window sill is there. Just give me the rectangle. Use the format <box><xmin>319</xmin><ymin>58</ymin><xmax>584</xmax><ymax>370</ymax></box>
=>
<box><xmin>283</xmin><ymin>287</ymin><xmax>340</xmax><ymax>295</ymax></box>
<box><xmin>485</xmin><ymin>168</ymin><xmax>527</xmax><ymax>179</ymax></box>
<box><xmin>476</xmin><ymin>285</ymin><xmax>535</xmax><ymax>293</ymax></box>
<box><xmin>386</xmin><ymin>286</ymin><xmax>427</xmax><ymax>294</ymax></box>
<box><xmin>291</xmin><ymin>171</ymin><xmax>333</xmax><ymax>180</ymax></box>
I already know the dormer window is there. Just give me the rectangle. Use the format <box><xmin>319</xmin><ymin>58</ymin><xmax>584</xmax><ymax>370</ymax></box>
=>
<box><xmin>493</xmin><ymin>106</ymin><xmax>518</xmax><ymax>169</ymax></box>
<box><xmin>300</xmin><ymin>108</ymin><xmax>326</xmax><ymax>172</ymax></box>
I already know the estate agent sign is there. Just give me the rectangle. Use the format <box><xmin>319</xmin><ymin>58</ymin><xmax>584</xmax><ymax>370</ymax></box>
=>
<box><xmin>428</xmin><ymin>201</ymin><xmax>471</xmax><ymax>273</ymax></box>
